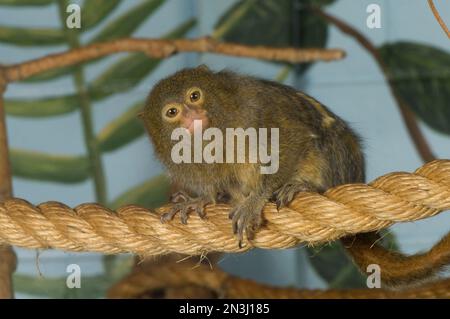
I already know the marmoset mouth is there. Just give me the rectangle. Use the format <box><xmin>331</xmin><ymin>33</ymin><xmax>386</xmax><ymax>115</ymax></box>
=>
<box><xmin>183</xmin><ymin>116</ymin><xmax>208</xmax><ymax>134</ymax></box>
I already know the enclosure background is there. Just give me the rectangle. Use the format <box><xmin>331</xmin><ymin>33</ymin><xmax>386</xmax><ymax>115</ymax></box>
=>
<box><xmin>0</xmin><ymin>0</ymin><xmax>448</xmax><ymax>298</ymax></box>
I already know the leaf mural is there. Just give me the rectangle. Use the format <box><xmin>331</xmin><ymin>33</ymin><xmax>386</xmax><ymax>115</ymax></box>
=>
<box><xmin>0</xmin><ymin>26</ymin><xmax>65</xmax><ymax>46</ymax></box>
<box><xmin>10</xmin><ymin>149</ymin><xmax>90</xmax><ymax>183</ymax></box>
<box><xmin>5</xmin><ymin>95</ymin><xmax>78</xmax><ymax>117</ymax></box>
<box><xmin>214</xmin><ymin>0</ymin><xmax>290</xmax><ymax>46</ymax></box>
<box><xmin>110</xmin><ymin>174</ymin><xmax>170</xmax><ymax>209</ymax></box>
<box><xmin>90</xmin><ymin>0</ymin><xmax>165</xmax><ymax>43</ymax></box>
<box><xmin>14</xmin><ymin>256</ymin><xmax>133</xmax><ymax>298</ymax></box>
<box><xmin>90</xmin><ymin>18</ymin><xmax>196</xmax><ymax>100</ymax></box>
<box><xmin>14</xmin><ymin>274</ymin><xmax>108</xmax><ymax>298</ymax></box>
<box><xmin>23</xmin><ymin>66</ymin><xmax>76</xmax><ymax>83</ymax></box>
<box><xmin>98</xmin><ymin>100</ymin><xmax>145</xmax><ymax>153</ymax></box>
<box><xmin>82</xmin><ymin>0</ymin><xmax>121</xmax><ymax>30</ymax></box>
<box><xmin>214</xmin><ymin>0</ymin><xmax>333</xmax><ymax>76</ymax></box>
<box><xmin>0</xmin><ymin>0</ymin><xmax>54</xmax><ymax>5</ymax></box>
<box><xmin>214</xmin><ymin>0</ymin><xmax>335</xmax><ymax>44</ymax></box>
<box><xmin>308</xmin><ymin>231</ymin><xmax>398</xmax><ymax>288</ymax></box>
<box><xmin>307</xmin><ymin>243</ymin><xmax>366</xmax><ymax>289</ymax></box>
<box><xmin>21</xmin><ymin>0</ymin><xmax>167</xmax><ymax>83</ymax></box>
<box><xmin>379</xmin><ymin>42</ymin><xmax>450</xmax><ymax>135</ymax></box>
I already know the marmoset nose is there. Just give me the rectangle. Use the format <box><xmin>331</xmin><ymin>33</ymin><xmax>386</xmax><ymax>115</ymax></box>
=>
<box><xmin>183</xmin><ymin>103</ymin><xmax>201</xmax><ymax>112</ymax></box>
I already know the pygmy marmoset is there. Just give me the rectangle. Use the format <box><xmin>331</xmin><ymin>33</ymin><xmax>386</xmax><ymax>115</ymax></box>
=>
<box><xmin>142</xmin><ymin>65</ymin><xmax>365</xmax><ymax>245</ymax></box>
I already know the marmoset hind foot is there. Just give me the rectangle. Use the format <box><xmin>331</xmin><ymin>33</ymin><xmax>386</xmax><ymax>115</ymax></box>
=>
<box><xmin>273</xmin><ymin>183</ymin><xmax>313</xmax><ymax>209</ymax></box>
<box><xmin>228</xmin><ymin>195</ymin><xmax>267</xmax><ymax>247</ymax></box>
<box><xmin>161</xmin><ymin>191</ymin><xmax>209</xmax><ymax>224</ymax></box>
<box><xmin>228</xmin><ymin>185</ymin><xmax>313</xmax><ymax>246</ymax></box>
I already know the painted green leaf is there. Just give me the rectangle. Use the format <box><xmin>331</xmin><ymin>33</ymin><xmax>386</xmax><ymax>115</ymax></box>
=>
<box><xmin>90</xmin><ymin>0</ymin><xmax>165</xmax><ymax>43</ymax></box>
<box><xmin>82</xmin><ymin>0</ymin><xmax>121</xmax><ymax>30</ymax></box>
<box><xmin>212</xmin><ymin>0</ymin><xmax>257</xmax><ymax>40</ymax></box>
<box><xmin>14</xmin><ymin>256</ymin><xmax>133</xmax><ymax>298</ymax></box>
<box><xmin>14</xmin><ymin>274</ymin><xmax>105</xmax><ymax>298</ymax></box>
<box><xmin>0</xmin><ymin>26</ymin><xmax>64</xmax><ymax>46</ymax></box>
<box><xmin>22</xmin><ymin>66</ymin><xmax>75</xmax><ymax>83</ymax></box>
<box><xmin>110</xmin><ymin>174</ymin><xmax>170</xmax><ymax>209</ymax></box>
<box><xmin>308</xmin><ymin>230</ymin><xmax>398</xmax><ymax>288</ymax></box>
<box><xmin>10</xmin><ymin>149</ymin><xmax>90</xmax><ymax>183</ymax></box>
<box><xmin>89</xmin><ymin>53</ymin><xmax>161</xmax><ymax>100</ymax></box>
<box><xmin>214</xmin><ymin>0</ymin><xmax>287</xmax><ymax>45</ymax></box>
<box><xmin>214</xmin><ymin>0</ymin><xmax>334</xmax><ymax>45</ymax></box>
<box><xmin>0</xmin><ymin>0</ymin><xmax>54</xmax><ymax>5</ymax></box>
<box><xmin>101</xmin><ymin>254</ymin><xmax>135</xmax><ymax>278</ymax></box>
<box><xmin>89</xmin><ymin>18</ymin><xmax>196</xmax><ymax>100</ymax></box>
<box><xmin>305</xmin><ymin>0</ymin><xmax>336</xmax><ymax>5</ymax></box>
<box><xmin>5</xmin><ymin>95</ymin><xmax>78</xmax><ymax>117</ymax></box>
<box><xmin>24</xmin><ymin>0</ymin><xmax>171</xmax><ymax>83</ymax></box>
<box><xmin>98</xmin><ymin>101</ymin><xmax>145</xmax><ymax>152</ymax></box>
<box><xmin>307</xmin><ymin>242</ymin><xmax>366</xmax><ymax>289</ymax></box>
<box><xmin>379</xmin><ymin>42</ymin><xmax>450</xmax><ymax>135</ymax></box>
<box><xmin>214</xmin><ymin>0</ymin><xmax>330</xmax><ymax>75</ymax></box>
<box><xmin>295</xmin><ymin>2</ymin><xmax>331</xmax><ymax>74</ymax></box>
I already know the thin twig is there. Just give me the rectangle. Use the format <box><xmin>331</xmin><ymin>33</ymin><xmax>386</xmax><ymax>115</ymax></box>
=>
<box><xmin>2</xmin><ymin>37</ymin><xmax>345</xmax><ymax>83</ymax></box>
<box><xmin>311</xmin><ymin>7</ymin><xmax>436</xmax><ymax>163</ymax></box>
<box><xmin>428</xmin><ymin>0</ymin><xmax>450</xmax><ymax>39</ymax></box>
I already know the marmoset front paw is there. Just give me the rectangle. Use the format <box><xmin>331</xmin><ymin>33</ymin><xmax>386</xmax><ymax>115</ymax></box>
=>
<box><xmin>162</xmin><ymin>191</ymin><xmax>209</xmax><ymax>224</ymax></box>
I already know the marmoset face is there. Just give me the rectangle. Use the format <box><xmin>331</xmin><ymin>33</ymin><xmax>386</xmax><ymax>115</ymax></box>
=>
<box><xmin>159</xmin><ymin>86</ymin><xmax>209</xmax><ymax>134</ymax></box>
<box><xmin>143</xmin><ymin>66</ymin><xmax>220</xmax><ymax>142</ymax></box>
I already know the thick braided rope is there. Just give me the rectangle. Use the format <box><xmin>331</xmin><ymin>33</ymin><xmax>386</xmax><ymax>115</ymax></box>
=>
<box><xmin>107</xmin><ymin>261</ymin><xmax>450</xmax><ymax>299</ymax></box>
<box><xmin>0</xmin><ymin>160</ymin><xmax>449</xmax><ymax>256</ymax></box>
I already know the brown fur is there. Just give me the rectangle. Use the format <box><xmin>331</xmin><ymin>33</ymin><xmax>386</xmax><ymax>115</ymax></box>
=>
<box><xmin>142</xmin><ymin>65</ymin><xmax>448</xmax><ymax>286</ymax></box>
<box><xmin>142</xmin><ymin>65</ymin><xmax>365</xmax><ymax>238</ymax></box>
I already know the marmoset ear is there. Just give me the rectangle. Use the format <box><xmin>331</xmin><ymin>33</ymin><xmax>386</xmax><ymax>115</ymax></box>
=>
<box><xmin>196</xmin><ymin>64</ymin><xmax>210</xmax><ymax>72</ymax></box>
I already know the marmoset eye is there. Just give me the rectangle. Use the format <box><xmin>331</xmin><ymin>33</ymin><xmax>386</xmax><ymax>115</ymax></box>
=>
<box><xmin>166</xmin><ymin>107</ymin><xmax>179</xmax><ymax>118</ymax></box>
<box><xmin>190</xmin><ymin>90</ymin><xmax>201</xmax><ymax>102</ymax></box>
<box><xmin>186</xmin><ymin>87</ymin><xmax>203</xmax><ymax>104</ymax></box>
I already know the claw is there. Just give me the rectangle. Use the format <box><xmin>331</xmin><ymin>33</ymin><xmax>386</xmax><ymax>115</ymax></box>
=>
<box><xmin>180</xmin><ymin>207</ymin><xmax>189</xmax><ymax>225</ymax></box>
<box><xmin>162</xmin><ymin>196</ymin><xmax>209</xmax><ymax>224</ymax></box>
<box><xmin>274</xmin><ymin>183</ymin><xmax>309</xmax><ymax>211</ymax></box>
<box><xmin>232</xmin><ymin>219</ymin><xmax>238</xmax><ymax>234</ymax></box>
<box><xmin>170</xmin><ymin>191</ymin><xmax>190</xmax><ymax>203</ymax></box>
<box><xmin>196</xmin><ymin>205</ymin><xmax>206</xmax><ymax>219</ymax></box>
<box><xmin>161</xmin><ymin>209</ymin><xmax>177</xmax><ymax>223</ymax></box>
<box><xmin>276</xmin><ymin>199</ymin><xmax>282</xmax><ymax>210</ymax></box>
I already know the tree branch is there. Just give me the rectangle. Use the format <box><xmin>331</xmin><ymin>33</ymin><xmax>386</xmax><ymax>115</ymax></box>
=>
<box><xmin>428</xmin><ymin>0</ymin><xmax>450</xmax><ymax>39</ymax></box>
<box><xmin>311</xmin><ymin>7</ymin><xmax>436</xmax><ymax>163</ymax></box>
<box><xmin>2</xmin><ymin>37</ymin><xmax>345</xmax><ymax>83</ymax></box>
